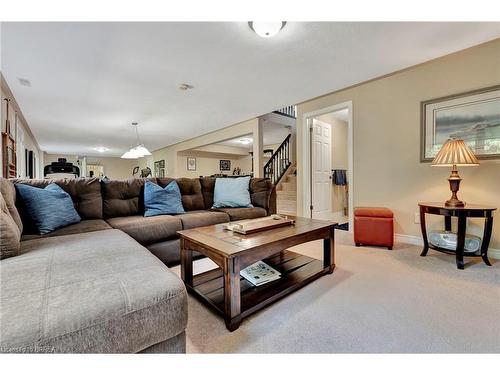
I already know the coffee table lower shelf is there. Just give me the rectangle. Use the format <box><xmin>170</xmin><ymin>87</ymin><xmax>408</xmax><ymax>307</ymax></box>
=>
<box><xmin>186</xmin><ymin>250</ymin><xmax>330</xmax><ymax>329</ymax></box>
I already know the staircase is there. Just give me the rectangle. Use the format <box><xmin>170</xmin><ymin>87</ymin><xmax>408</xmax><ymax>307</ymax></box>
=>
<box><xmin>262</xmin><ymin>107</ymin><xmax>297</xmax><ymax>216</ymax></box>
<box><xmin>263</xmin><ymin>133</ymin><xmax>292</xmax><ymax>185</ymax></box>
<box><xmin>276</xmin><ymin>164</ymin><xmax>297</xmax><ymax>216</ymax></box>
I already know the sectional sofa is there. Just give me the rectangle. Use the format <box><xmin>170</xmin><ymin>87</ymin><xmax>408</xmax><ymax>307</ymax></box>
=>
<box><xmin>0</xmin><ymin>176</ymin><xmax>275</xmax><ymax>353</ymax></box>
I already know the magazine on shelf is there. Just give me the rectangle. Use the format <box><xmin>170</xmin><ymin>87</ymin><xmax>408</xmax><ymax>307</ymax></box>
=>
<box><xmin>240</xmin><ymin>261</ymin><xmax>281</xmax><ymax>286</ymax></box>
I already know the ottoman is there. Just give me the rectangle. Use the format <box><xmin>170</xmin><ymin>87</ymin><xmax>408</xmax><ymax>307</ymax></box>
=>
<box><xmin>354</xmin><ymin>207</ymin><xmax>394</xmax><ymax>250</ymax></box>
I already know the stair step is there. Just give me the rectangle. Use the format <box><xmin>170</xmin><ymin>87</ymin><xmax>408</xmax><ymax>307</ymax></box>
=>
<box><xmin>276</xmin><ymin>195</ymin><xmax>297</xmax><ymax>202</ymax></box>
<box><xmin>277</xmin><ymin>203</ymin><xmax>296</xmax><ymax>209</ymax></box>
<box><xmin>277</xmin><ymin>199</ymin><xmax>297</xmax><ymax>205</ymax></box>
<box><xmin>281</xmin><ymin>182</ymin><xmax>296</xmax><ymax>191</ymax></box>
<box><xmin>278</xmin><ymin>211</ymin><xmax>297</xmax><ymax>216</ymax></box>
<box><xmin>277</xmin><ymin>188</ymin><xmax>296</xmax><ymax>194</ymax></box>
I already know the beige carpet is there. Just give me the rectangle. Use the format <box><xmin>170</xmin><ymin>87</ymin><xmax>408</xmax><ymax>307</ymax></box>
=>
<box><xmin>170</xmin><ymin>231</ymin><xmax>500</xmax><ymax>353</ymax></box>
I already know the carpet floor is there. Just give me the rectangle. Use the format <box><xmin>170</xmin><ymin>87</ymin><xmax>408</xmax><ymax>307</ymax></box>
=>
<box><xmin>170</xmin><ymin>230</ymin><xmax>500</xmax><ymax>353</ymax></box>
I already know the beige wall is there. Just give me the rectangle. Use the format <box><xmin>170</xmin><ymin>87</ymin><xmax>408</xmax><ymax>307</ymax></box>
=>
<box><xmin>330</xmin><ymin>118</ymin><xmax>348</xmax><ymax>214</ymax></box>
<box><xmin>44</xmin><ymin>153</ymin><xmax>138</xmax><ymax>180</ymax></box>
<box><xmin>139</xmin><ymin>118</ymin><xmax>261</xmax><ymax>177</ymax></box>
<box><xmin>1</xmin><ymin>74</ymin><xmax>43</xmax><ymax>178</ymax></box>
<box><xmin>297</xmin><ymin>39</ymin><xmax>500</xmax><ymax>248</ymax></box>
<box><xmin>176</xmin><ymin>152</ymin><xmax>252</xmax><ymax>178</ymax></box>
<box><xmin>193</xmin><ymin>144</ymin><xmax>250</xmax><ymax>156</ymax></box>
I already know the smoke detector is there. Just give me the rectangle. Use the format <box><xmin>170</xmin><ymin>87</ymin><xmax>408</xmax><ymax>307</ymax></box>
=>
<box><xmin>18</xmin><ymin>78</ymin><xmax>31</xmax><ymax>87</ymax></box>
<box><xmin>178</xmin><ymin>83</ymin><xmax>193</xmax><ymax>91</ymax></box>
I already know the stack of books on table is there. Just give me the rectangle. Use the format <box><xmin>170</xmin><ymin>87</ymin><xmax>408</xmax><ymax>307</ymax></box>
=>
<box><xmin>240</xmin><ymin>261</ymin><xmax>281</xmax><ymax>286</ymax></box>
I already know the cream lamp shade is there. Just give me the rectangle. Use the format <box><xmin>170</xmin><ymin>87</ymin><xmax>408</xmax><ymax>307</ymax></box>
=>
<box><xmin>431</xmin><ymin>138</ymin><xmax>479</xmax><ymax>207</ymax></box>
<box><xmin>431</xmin><ymin>138</ymin><xmax>479</xmax><ymax>167</ymax></box>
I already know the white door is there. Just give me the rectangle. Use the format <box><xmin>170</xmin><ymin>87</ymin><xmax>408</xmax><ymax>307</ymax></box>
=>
<box><xmin>311</xmin><ymin>119</ymin><xmax>332</xmax><ymax>220</ymax></box>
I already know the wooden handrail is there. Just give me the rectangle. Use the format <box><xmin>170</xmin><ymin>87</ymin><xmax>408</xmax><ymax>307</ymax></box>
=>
<box><xmin>263</xmin><ymin>134</ymin><xmax>292</xmax><ymax>185</ymax></box>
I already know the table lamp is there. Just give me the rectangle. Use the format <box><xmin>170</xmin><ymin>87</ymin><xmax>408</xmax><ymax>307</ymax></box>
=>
<box><xmin>431</xmin><ymin>138</ymin><xmax>479</xmax><ymax>207</ymax></box>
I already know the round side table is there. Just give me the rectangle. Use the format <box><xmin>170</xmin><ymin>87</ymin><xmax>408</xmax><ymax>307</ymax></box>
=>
<box><xmin>418</xmin><ymin>202</ymin><xmax>496</xmax><ymax>270</ymax></box>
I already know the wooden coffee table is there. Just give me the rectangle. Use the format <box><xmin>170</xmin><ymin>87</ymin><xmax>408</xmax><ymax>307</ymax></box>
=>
<box><xmin>178</xmin><ymin>216</ymin><xmax>336</xmax><ymax>331</ymax></box>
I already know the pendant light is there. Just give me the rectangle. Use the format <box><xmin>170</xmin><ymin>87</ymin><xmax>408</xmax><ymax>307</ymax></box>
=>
<box><xmin>120</xmin><ymin>122</ymin><xmax>152</xmax><ymax>159</ymax></box>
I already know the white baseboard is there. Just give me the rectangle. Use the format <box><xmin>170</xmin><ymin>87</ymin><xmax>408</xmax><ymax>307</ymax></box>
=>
<box><xmin>395</xmin><ymin>233</ymin><xmax>500</xmax><ymax>260</ymax></box>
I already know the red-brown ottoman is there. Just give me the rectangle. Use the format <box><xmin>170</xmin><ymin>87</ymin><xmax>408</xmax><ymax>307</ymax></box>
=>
<box><xmin>354</xmin><ymin>207</ymin><xmax>394</xmax><ymax>250</ymax></box>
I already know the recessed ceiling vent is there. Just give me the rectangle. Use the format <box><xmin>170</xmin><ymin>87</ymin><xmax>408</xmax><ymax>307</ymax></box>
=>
<box><xmin>18</xmin><ymin>78</ymin><xmax>31</xmax><ymax>87</ymax></box>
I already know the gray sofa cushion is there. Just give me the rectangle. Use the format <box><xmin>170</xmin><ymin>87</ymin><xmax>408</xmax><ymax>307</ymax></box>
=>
<box><xmin>102</xmin><ymin>178</ymin><xmax>156</xmax><ymax>218</ymax></box>
<box><xmin>178</xmin><ymin>210</ymin><xmax>229</xmax><ymax>230</ymax></box>
<box><xmin>139</xmin><ymin>331</ymin><xmax>186</xmax><ymax>353</ymax></box>
<box><xmin>214</xmin><ymin>207</ymin><xmax>267</xmax><ymax>221</ymax></box>
<box><xmin>200</xmin><ymin>177</ymin><xmax>274</xmax><ymax>214</ymax></box>
<box><xmin>106</xmin><ymin>215</ymin><xmax>182</xmax><ymax>244</ymax></box>
<box><xmin>0</xmin><ymin>229</ymin><xmax>187</xmax><ymax>353</ymax></box>
<box><xmin>249</xmin><ymin>178</ymin><xmax>274</xmax><ymax>213</ymax></box>
<box><xmin>147</xmin><ymin>239</ymin><xmax>203</xmax><ymax>267</ymax></box>
<box><xmin>21</xmin><ymin>219</ymin><xmax>112</xmax><ymax>241</ymax></box>
<box><xmin>0</xmin><ymin>192</ymin><xmax>21</xmax><ymax>259</ymax></box>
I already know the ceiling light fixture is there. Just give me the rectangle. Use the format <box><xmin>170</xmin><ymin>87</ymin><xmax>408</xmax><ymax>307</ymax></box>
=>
<box><xmin>94</xmin><ymin>147</ymin><xmax>109</xmax><ymax>153</ymax></box>
<box><xmin>120</xmin><ymin>122</ymin><xmax>152</xmax><ymax>159</ymax></box>
<box><xmin>239</xmin><ymin>138</ymin><xmax>252</xmax><ymax>145</ymax></box>
<box><xmin>248</xmin><ymin>22</ymin><xmax>286</xmax><ymax>38</ymax></box>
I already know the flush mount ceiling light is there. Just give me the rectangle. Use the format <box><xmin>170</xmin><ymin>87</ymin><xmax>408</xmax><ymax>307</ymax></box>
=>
<box><xmin>120</xmin><ymin>122</ymin><xmax>152</xmax><ymax>159</ymax></box>
<box><xmin>248</xmin><ymin>22</ymin><xmax>286</xmax><ymax>38</ymax></box>
<box><xmin>94</xmin><ymin>147</ymin><xmax>109</xmax><ymax>153</ymax></box>
<box><xmin>239</xmin><ymin>138</ymin><xmax>252</xmax><ymax>145</ymax></box>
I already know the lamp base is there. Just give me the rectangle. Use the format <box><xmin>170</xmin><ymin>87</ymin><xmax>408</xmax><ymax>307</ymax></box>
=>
<box><xmin>445</xmin><ymin>197</ymin><xmax>465</xmax><ymax>207</ymax></box>
<box><xmin>445</xmin><ymin>164</ymin><xmax>464</xmax><ymax>207</ymax></box>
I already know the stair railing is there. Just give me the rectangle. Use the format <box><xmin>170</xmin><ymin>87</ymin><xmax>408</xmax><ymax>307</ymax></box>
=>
<box><xmin>263</xmin><ymin>134</ymin><xmax>292</xmax><ymax>185</ymax></box>
<box><xmin>273</xmin><ymin>105</ymin><xmax>296</xmax><ymax>119</ymax></box>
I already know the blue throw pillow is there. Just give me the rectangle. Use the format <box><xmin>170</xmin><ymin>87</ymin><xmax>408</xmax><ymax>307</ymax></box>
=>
<box><xmin>144</xmin><ymin>180</ymin><xmax>185</xmax><ymax>217</ymax></box>
<box><xmin>212</xmin><ymin>176</ymin><xmax>253</xmax><ymax>209</ymax></box>
<box><xmin>15</xmin><ymin>183</ymin><xmax>81</xmax><ymax>235</ymax></box>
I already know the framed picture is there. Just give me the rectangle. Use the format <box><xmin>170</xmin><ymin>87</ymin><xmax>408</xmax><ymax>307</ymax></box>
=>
<box><xmin>187</xmin><ymin>157</ymin><xmax>196</xmax><ymax>171</ymax></box>
<box><xmin>219</xmin><ymin>159</ymin><xmax>231</xmax><ymax>171</ymax></box>
<box><xmin>154</xmin><ymin>160</ymin><xmax>165</xmax><ymax>178</ymax></box>
<box><xmin>421</xmin><ymin>85</ymin><xmax>500</xmax><ymax>162</ymax></box>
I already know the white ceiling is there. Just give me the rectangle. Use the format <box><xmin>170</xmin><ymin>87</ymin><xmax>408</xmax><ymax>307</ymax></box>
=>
<box><xmin>217</xmin><ymin>119</ymin><xmax>293</xmax><ymax>149</ymax></box>
<box><xmin>2</xmin><ymin>22</ymin><xmax>499</xmax><ymax>157</ymax></box>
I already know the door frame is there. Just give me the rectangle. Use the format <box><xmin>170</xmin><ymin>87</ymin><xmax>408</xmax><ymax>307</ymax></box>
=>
<box><xmin>301</xmin><ymin>101</ymin><xmax>354</xmax><ymax>231</ymax></box>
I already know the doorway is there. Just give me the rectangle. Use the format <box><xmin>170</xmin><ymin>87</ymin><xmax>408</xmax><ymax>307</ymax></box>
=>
<box><xmin>301</xmin><ymin>101</ymin><xmax>353</xmax><ymax>231</ymax></box>
<box><xmin>87</xmin><ymin>164</ymin><xmax>104</xmax><ymax>178</ymax></box>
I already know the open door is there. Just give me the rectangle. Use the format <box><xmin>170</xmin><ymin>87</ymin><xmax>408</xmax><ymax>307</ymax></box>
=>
<box><xmin>311</xmin><ymin>119</ymin><xmax>332</xmax><ymax>220</ymax></box>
